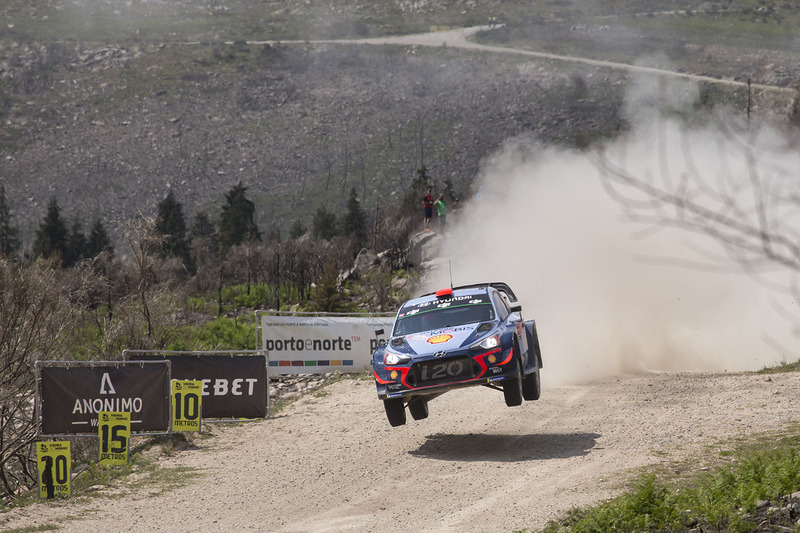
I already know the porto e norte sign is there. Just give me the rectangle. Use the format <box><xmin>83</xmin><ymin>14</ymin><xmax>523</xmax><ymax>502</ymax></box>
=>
<box><xmin>259</xmin><ymin>314</ymin><xmax>393</xmax><ymax>375</ymax></box>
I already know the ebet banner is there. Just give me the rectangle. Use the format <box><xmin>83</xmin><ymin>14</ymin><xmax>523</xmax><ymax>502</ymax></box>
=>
<box><xmin>261</xmin><ymin>314</ymin><xmax>393</xmax><ymax>375</ymax></box>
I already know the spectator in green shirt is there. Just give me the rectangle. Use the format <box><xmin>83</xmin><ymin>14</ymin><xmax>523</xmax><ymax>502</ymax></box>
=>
<box><xmin>434</xmin><ymin>194</ymin><xmax>447</xmax><ymax>233</ymax></box>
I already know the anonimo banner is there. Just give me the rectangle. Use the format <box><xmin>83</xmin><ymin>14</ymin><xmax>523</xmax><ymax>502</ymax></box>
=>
<box><xmin>37</xmin><ymin>361</ymin><xmax>170</xmax><ymax>437</ymax></box>
<box><xmin>123</xmin><ymin>351</ymin><xmax>268</xmax><ymax>419</ymax></box>
<box><xmin>259</xmin><ymin>313</ymin><xmax>394</xmax><ymax>375</ymax></box>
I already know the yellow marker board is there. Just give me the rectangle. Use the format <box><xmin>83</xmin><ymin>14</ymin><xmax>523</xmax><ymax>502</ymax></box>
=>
<box><xmin>98</xmin><ymin>411</ymin><xmax>130</xmax><ymax>465</ymax></box>
<box><xmin>37</xmin><ymin>441</ymin><xmax>71</xmax><ymax>499</ymax></box>
<box><xmin>172</xmin><ymin>380</ymin><xmax>202</xmax><ymax>432</ymax></box>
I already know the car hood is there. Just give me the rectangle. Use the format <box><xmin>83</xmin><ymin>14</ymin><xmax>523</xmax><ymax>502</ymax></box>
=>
<box><xmin>394</xmin><ymin>324</ymin><xmax>488</xmax><ymax>356</ymax></box>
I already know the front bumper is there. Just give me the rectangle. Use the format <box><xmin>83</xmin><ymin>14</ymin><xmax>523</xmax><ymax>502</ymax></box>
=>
<box><xmin>374</xmin><ymin>346</ymin><xmax>517</xmax><ymax>400</ymax></box>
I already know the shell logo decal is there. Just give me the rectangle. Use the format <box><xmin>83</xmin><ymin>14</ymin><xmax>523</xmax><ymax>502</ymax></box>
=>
<box><xmin>427</xmin><ymin>334</ymin><xmax>453</xmax><ymax>344</ymax></box>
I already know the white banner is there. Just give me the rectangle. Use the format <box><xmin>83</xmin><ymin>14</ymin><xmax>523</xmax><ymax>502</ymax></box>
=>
<box><xmin>260</xmin><ymin>314</ymin><xmax>394</xmax><ymax>375</ymax></box>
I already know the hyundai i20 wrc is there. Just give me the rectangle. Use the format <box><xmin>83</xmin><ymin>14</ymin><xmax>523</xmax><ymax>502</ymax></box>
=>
<box><xmin>372</xmin><ymin>282</ymin><xmax>543</xmax><ymax>427</ymax></box>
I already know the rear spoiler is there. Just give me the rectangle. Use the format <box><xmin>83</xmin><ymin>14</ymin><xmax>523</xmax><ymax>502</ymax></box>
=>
<box><xmin>420</xmin><ymin>282</ymin><xmax>518</xmax><ymax>303</ymax></box>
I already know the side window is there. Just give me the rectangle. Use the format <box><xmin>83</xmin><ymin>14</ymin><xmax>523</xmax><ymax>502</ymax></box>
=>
<box><xmin>492</xmin><ymin>292</ymin><xmax>509</xmax><ymax>321</ymax></box>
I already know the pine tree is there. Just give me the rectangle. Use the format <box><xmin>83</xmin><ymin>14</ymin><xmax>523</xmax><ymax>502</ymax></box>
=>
<box><xmin>219</xmin><ymin>182</ymin><xmax>261</xmax><ymax>250</ymax></box>
<box><xmin>32</xmin><ymin>198</ymin><xmax>69</xmax><ymax>266</ymax></box>
<box><xmin>0</xmin><ymin>184</ymin><xmax>20</xmax><ymax>258</ymax></box>
<box><xmin>190</xmin><ymin>212</ymin><xmax>217</xmax><ymax>250</ymax></box>
<box><xmin>87</xmin><ymin>219</ymin><xmax>114</xmax><ymax>259</ymax></box>
<box><xmin>311</xmin><ymin>205</ymin><xmax>337</xmax><ymax>240</ymax></box>
<box><xmin>341</xmin><ymin>186</ymin><xmax>367</xmax><ymax>248</ymax></box>
<box><xmin>64</xmin><ymin>220</ymin><xmax>88</xmax><ymax>267</ymax></box>
<box><xmin>191</xmin><ymin>212</ymin><xmax>216</xmax><ymax>246</ymax></box>
<box><xmin>155</xmin><ymin>189</ymin><xmax>192</xmax><ymax>269</ymax></box>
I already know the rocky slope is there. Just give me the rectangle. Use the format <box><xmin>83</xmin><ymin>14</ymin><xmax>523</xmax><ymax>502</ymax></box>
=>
<box><xmin>1</xmin><ymin>1</ymin><xmax>798</xmax><ymax>249</ymax></box>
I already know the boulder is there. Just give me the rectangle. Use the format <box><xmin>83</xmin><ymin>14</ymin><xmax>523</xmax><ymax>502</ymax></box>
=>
<box><xmin>407</xmin><ymin>230</ymin><xmax>443</xmax><ymax>268</ymax></box>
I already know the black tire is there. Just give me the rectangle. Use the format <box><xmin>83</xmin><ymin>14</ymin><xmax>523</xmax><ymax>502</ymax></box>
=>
<box><xmin>526</xmin><ymin>320</ymin><xmax>543</xmax><ymax>369</ymax></box>
<box><xmin>408</xmin><ymin>397</ymin><xmax>429</xmax><ymax>420</ymax></box>
<box><xmin>383</xmin><ymin>398</ymin><xmax>406</xmax><ymax>427</ymax></box>
<box><xmin>522</xmin><ymin>366</ymin><xmax>541</xmax><ymax>401</ymax></box>
<box><xmin>503</xmin><ymin>365</ymin><xmax>523</xmax><ymax>407</ymax></box>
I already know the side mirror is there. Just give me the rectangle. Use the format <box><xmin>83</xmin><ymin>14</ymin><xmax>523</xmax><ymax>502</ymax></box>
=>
<box><xmin>506</xmin><ymin>311</ymin><xmax>522</xmax><ymax>324</ymax></box>
<box><xmin>510</xmin><ymin>305</ymin><xmax>522</xmax><ymax>313</ymax></box>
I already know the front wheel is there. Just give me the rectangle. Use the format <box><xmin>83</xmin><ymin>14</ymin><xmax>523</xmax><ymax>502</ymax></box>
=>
<box><xmin>503</xmin><ymin>366</ymin><xmax>523</xmax><ymax>407</ymax></box>
<box><xmin>408</xmin><ymin>397</ymin><xmax>429</xmax><ymax>420</ymax></box>
<box><xmin>383</xmin><ymin>398</ymin><xmax>406</xmax><ymax>427</ymax></box>
<box><xmin>522</xmin><ymin>366</ymin><xmax>541</xmax><ymax>401</ymax></box>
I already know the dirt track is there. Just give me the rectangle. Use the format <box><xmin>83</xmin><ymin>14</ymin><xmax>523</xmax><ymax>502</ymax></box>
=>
<box><xmin>4</xmin><ymin>370</ymin><xmax>799</xmax><ymax>533</ymax></box>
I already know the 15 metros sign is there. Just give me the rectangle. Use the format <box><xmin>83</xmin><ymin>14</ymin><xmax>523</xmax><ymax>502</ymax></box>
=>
<box><xmin>259</xmin><ymin>313</ymin><xmax>393</xmax><ymax>375</ymax></box>
<box><xmin>36</xmin><ymin>361</ymin><xmax>171</xmax><ymax>437</ymax></box>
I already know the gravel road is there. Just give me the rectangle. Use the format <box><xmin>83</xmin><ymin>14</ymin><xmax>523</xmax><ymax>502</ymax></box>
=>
<box><xmin>4</xmin><ymin>370</ymin><xmax>799</xmax><ymax>533</ymax></box>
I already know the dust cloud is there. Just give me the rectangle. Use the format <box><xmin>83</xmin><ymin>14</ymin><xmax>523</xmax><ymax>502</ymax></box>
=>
<box><xmin>436</xmin><ymin>105</ymin><xmax>800</xmax><ymax>386</ymax></box>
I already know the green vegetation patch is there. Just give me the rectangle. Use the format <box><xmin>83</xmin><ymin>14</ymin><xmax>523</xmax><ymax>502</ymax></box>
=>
<box><xmin>167</xmin><ymin>315</ymin><xmax>257</xmax><ymax>351</ymax></box>
<box><xmin>542</xmin><ymin>433</ymin><xmax>800</xmax><ymax>533</ymax></box>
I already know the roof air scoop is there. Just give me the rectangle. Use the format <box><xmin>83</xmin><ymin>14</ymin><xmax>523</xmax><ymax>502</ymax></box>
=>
<box><xmin>435</xmin><ymin>288</ymin><xmax>453</xmax><ymax>299</ymax></box>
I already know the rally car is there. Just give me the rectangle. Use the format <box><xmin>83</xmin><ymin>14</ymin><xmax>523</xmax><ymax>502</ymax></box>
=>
<box><xmin>372</xmin><ymin>282</ymin><xmax>542</xmax><ymax>426</ymax></box>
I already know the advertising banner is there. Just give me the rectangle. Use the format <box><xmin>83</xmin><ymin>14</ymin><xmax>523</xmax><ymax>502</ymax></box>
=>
<box><xmin>260</xmin><ymin>314</ymin><xmax>393</xmax><ymax>375</ymax></box>
<box><xmin>37</xmin><ymin>361</ymin><xmax>170</xmax><ymax>437</ymax></box>
<box><xmin>124</xmin><ymin>352</ymin><xmax>267</xmax><ymax>419</ymax></box>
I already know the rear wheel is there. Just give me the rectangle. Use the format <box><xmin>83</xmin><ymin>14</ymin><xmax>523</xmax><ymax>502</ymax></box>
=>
<box><xmin>522</xmin><ymin>366</ymin><xmax>541</xmax><ymax>401</ymax></box>
<box><xmin>503</xmin><ymin>365</ymin><xmax>523</xmax><ymax>407</ymax></box>
<box><xmin>408</xmin><ymin>397</ymin><xmax>429</xmax><ymax>420</ymax></box>
<box><xmin>383</xmin><ymin>398</ymin><xmax>406</xmax><ymax>427</ymax></box>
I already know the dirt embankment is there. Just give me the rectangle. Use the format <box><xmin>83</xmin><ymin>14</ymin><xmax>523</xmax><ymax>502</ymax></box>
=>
<box><xmin>3</xmin><ymin>370</ymin><xmax>799</xmax><ymax>533</ymax></box>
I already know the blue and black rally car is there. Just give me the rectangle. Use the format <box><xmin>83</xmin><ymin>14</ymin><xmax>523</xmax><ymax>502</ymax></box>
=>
<box><xmin>373</xmin><ymin>282</ymin><xmax>543</xmax><ymax>426</ymax></box>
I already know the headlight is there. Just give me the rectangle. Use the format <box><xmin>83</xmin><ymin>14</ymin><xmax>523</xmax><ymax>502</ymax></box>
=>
<box><xmin>470</xmin><ymin>334</ymin><xmax>500</xmax><ymax>351</ymax></box>
<box><xmin>385</xmin><ymin>351</ymin><xmax>412</xmax><ymax>365</ymax></box>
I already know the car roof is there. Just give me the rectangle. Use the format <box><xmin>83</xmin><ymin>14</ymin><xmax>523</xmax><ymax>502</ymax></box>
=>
<box><xmin>417</xmin><ymin>282</ymin><xmax>518</xmax><ymax>303</ymax></box>
<box><xmin>397</xmin><ymin>285</ymin><xmax>492</xmax><ymax>316</ymax></box>
<box><xmin>397</xmin><ymin>286</ymin><xmax>484</xmax><ymax>309</ymax></box>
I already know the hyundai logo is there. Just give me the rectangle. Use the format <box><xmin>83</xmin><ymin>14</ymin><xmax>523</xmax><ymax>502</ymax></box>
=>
<box><xmin>433</xmin><ymin>351</ymin><xmax>447</xmax><ymax>358</ymax></box>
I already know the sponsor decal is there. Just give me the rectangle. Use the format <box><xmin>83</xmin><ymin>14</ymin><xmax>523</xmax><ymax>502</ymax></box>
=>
<box><xmin>427</xmin><ymin>334</ymin><xmax>453</xmax><ymax>344</ymax></box>
<box><xmin>400</xmin><ymin>294</ymin><xmax>491</xmax><ymax>314</ymax></box>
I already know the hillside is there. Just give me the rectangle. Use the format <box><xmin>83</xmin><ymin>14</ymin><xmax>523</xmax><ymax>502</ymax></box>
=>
<box><xmin>1</xmin><ymin>0</ymin><xmax>798</xmax><ymax>248</ymax></box>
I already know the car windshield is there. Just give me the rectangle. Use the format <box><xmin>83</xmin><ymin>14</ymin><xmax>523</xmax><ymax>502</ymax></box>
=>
<box><xmin>393</xmin><ymin>302</ymin><xmax>495</xmax><ymax>336</ymax></box>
